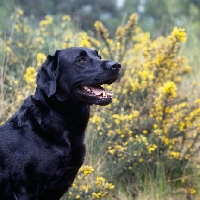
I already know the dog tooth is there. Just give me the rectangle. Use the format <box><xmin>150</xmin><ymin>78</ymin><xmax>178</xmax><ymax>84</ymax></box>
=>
<box><xmin>102</xmin><ymin>91</ymin><xmax>106</xmax><ymax>97</ymax></box>
<box><xmin>83</xmin><ymin>85</ymin><xmax>91</xmax><ymax>92</ymax></box>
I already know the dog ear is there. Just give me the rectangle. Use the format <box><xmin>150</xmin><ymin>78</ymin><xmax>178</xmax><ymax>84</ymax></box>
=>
<box><xmin>36</xmin><ymin>50</ymin><xmax>60</xmax><ymax>97</ymax></box>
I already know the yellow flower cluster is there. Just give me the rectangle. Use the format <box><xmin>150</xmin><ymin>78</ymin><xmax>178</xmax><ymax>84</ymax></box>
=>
<box><xmin>37</xmin><ymin>53</ymin><xmax>46</xmax><ymax>67</ymax></box>
<box><xmin>10</xmin><ymin>8</ymin><xmax>24</xmax><ymax>20</ymax></box>
<box><xmin>62</xmin><ymin>15</ymin><xmax>71</xmax><ymax>21</ymax></box>
<box><xmin>78</xmin><ymin>165</ymin><xmax>94</xmax><ymax>175</ymax></box>
<box><xmin>148</xmin><ymin>144</ymin><xmax>158</xmax><ymax>154</ymax></box>
<box><xmin>79</xmin><ymin>32</ymin><xmax>91</xmax><ymax>48</ymax></box>
<box><xmin>24</xmin><ymin>67</ymin><xmax>37</xmax><ymax>89</ymax></box>
<box><xmin>95</xmin><ymin>176</ymin><xmax>114</xmax><ymax>189</ymax></box>
<box><xmin>172</xmin><ymin>27</ymin><xmax>187</xmax><ymax>43</ymax></box>
<box><xmin>189</xmin><ymin>188</ymin><xmax>196</xmax><ymax>194</ymax></box>
<box><xmin>91</xmin><ymin>14</ymin><xmax>138</xmax><ymax>62</ymax></box>
<box><xmin>94</xmin><ymin>21</ymin><xmax>109</xmax><ymax>40</ymax></box>
<box><xmin>64</xmin><ymin>165</ymin><xmax>114</xmax><ymax>200</ymax></box>
<box><xmin>22</xmin><ymin>53</ymin><xmax>46</xmax><ymax>93</ymax></box>
<box><xmin>124</xmin><ymin>13</ymin><xmax>137</xmax><ymax>32</ymax></box>
<box><xmin>39</xmin><ymin>15</ymin><xmax>54</xmax><ymax>26</ymax></box>
<box><xmin>170</xmin><ymin>151</ymin><xmax>180</xmax><ymax>159</ymax></box>
<box><xmin>17</xmin><ymin>9</ymin><xmax>23</xmax><ymax>15</ymax></box>
<box><xmin>161</xmin><ymin>81</ymin><xmax>177</xmax><ymax>98</ymax></box>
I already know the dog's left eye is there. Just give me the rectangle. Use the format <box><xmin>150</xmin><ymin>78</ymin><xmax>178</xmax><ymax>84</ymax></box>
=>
<box><xmin>79</xmin><ymin>57</ymin><xmax>86</xmax><ymax>62</ymax></box>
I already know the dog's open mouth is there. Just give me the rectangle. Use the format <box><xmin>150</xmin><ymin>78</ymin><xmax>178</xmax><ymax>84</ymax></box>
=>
<box><xmin>77</xmin><ymin>85</ymin><xmax>113</xmax><ymax>99</ymax></box>
<box><xmin>75</xmin><ymin>76</ymin><xmax>118</xmax><ymax>105</ymax></box>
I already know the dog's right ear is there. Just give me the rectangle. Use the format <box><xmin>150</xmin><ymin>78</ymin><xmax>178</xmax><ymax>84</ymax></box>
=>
<box><xmin>36</xmin><ymin>51</ymin><xmax>59</xmax><ymax>97</ymax></box>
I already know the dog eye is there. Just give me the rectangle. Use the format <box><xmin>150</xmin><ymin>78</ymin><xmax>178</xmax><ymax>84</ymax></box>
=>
<box><xmin>79</xmin><ymin>57</ymin><xmax>86</xmax><ymax>62</ymax></box>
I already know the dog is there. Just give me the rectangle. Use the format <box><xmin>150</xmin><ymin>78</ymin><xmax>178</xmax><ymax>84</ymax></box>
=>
<box><xmin>0</xmin><ymin>47</ymin><xmax>121</xmax><ymax>200</ymax></box>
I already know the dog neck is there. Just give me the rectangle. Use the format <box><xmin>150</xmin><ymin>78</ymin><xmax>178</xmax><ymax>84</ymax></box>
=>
<box><xmin>32</xmin><ymin>88</ymin><xmax>90</xmax><ymax>133</ymax></box>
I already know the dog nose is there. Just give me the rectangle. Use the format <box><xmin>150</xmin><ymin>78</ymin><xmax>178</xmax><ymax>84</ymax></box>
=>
<box><xmin>106</xmin><ymin>61</ymin><xmax>121</xmax><ymax>70</ymax></box>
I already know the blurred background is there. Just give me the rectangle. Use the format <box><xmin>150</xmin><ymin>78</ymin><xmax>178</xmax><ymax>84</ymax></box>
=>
<box><xmin>0</xmin><ymin>0</ymin><xmax>200</xmax><ymax>37</ymax></box>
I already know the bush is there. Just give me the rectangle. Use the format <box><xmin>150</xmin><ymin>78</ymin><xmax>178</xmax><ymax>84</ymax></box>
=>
<box><xmin>62</xmin><ymin>165</ymin><xmax>114</xmax><ymax>200</ymax></box>
<box><xmin>86</xmin><ymin>15</ymin><xmax>199</xmax><ymax>197</ymax></box>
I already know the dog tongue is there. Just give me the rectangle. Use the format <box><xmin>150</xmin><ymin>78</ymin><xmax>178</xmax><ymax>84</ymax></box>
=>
<box><xmin>90</xmin><ymin>86</ymin><xmax>104</xmax><ymax>95</ymax></box>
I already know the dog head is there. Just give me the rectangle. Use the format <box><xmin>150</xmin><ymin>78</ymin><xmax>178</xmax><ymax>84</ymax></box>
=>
<box><xmin>36</xmin><ymin>47</ymin><xmax>121</xmax><ymax>106</ymax></box>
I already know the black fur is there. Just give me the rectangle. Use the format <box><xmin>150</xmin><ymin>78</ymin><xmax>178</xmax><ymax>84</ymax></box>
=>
<box><xmin>0</xmin><ymin>47</ymin><xmax>120</xmax><ymax>200</ymax></box>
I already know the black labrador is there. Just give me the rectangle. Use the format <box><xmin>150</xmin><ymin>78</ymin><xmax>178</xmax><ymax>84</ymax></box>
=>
<box><xmin>0</xmin><ymin>47</ymin><xmax>120</xmax><ymax>200</ymax></box>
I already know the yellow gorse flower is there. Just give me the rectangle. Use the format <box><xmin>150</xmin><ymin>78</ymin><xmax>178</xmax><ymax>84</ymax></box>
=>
<box><xmin>189</xmin><ymin>188</ymin><xmax>196</xmax><ymax>194</ymax></box>
<box><xmin>24</xmin><ymin>66</ymin><xmax>37</xmax><ymax>89</ymax></box>
<box><xmin>170</xmin><ymin>151</ymin><xmax>180</xmax><ymax>159</ymax></box>
<box><xmin>67</xmin><ymin>166</ymin><xmax>114</xmax><ymax>199</ymax></box>
<box><xmin>37</xmin><ymin>53</ymin><xmax>46</xmax><ymax>67</ymax></box>
<box><xmin>161</xmin><ymin>81</ymin><xmax>177</xmax><ymax>98</ymax></box>
<box><xmin>75</xmin><ymin>194</ymin><xmax>80</xmax><ymax>199</ymax></box>
<box><xmin>39</xmin><ymin>15</ymin><xmax>53</xmax><ymax>26</ymax></box>
<box><xmin>62</xmin><ymin>15</ymin><xmax>71</xmax><ymax>21</ymax></box>
<box><xmin>148</xmin><ymin>144</ymin><xmax>157</xmax><ymax>154</ymax></box>
<box><xmin>17</xmin><ymin>9</ymin><xmax>24</xmax><ymax>15</ymax></box>
<box><xmin>79</xmin><ymin>165</ymin><xmax>94</xmax><ymax>175</ymax></box>
<box><xmin>172</xmin><ymin>27</ymin><xmax>186</xmax><ymax>43</ymax></box>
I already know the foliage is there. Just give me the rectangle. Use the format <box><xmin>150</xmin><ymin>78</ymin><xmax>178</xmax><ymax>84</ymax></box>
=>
<box><xmin>86</xmin><ymin>15</ymin><xmax>199</xmax><ymax>197</ymax></box>
<box><xmin>2</xmin><ymin>0</ymin><xmax>200</xmax><ymax>37</ymax></box>
<box><xmin>0</xmin><ymin>9</ymin><xmax>89</xmax><ymax>123</ymax></box>
<box><xmin>62</xmin><ymin>165</ymin><xmax>114</xmax><ymax>200</ymax></box>
<box><xmin>121</xmin><ymin>0</ymin><xmax>200</xmax><ymax>36</ymax></box>
<box><xmin>0</xmin><ymin>0</ymin><xmax>119</xmax><ymax>33</ymax></box>
<box><xmin>0</xmin><ymin>9</ymin><xmax>200</xmax><ymax>199</ymax></box>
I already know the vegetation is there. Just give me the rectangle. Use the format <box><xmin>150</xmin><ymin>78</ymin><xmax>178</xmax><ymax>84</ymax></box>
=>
<box><xmin>0</xmin><ymin>7</ymin><xmax>200</xmax><ymax>200</ymax></box>
<box><xmin>1</xmin><ymin>0</ymin><xmax>200</xmax><ymax>36</ymax></box>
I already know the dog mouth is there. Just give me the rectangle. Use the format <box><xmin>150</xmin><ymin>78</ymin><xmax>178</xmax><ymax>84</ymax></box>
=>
<box><xmin>77</xmin><ymin>84</ymin><xmax>113</xmax><ymax>99</ymax></box>
<box><xmin>75</xmin><ymin>76</ymin><xmax>118</xmax><ymax>105</ymax></box>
